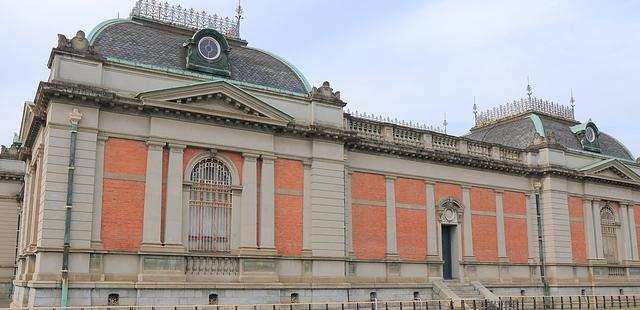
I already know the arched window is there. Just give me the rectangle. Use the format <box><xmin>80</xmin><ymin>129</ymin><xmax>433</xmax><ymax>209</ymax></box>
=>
<box><xmin>107</xmin><ymin>293</ymin><xmax>119</xmax><ymax>306</ymax></box>
<box><xmin>188</xmin><ymin>157</ymin><xmax>232</xmax><ymax>252</ymax></box>
<box><xmin>601</xmin><ymin>205</ymin><xmax>618</xmax><ymax>263</ymax></box>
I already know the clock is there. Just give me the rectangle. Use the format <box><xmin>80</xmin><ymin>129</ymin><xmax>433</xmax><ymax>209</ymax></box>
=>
<box><xmin>585</xmin><ymin>126</ymin><xmax>596</xmax><ymax>143</ymax></box>
<box><xmin>198</xmin><ymin>36</ymin><xmax>221</xmax><ymax>61</ymax></box>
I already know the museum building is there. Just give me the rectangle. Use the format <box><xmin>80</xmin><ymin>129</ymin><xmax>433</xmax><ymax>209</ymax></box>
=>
<box><xmin>9</xmin><ymin>0</ymin><xmax>640</xmax><ymax>307</ymax></box>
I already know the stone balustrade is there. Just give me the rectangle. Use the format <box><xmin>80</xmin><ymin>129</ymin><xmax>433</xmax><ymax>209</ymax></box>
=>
<box><xmin>345</xmin><ymin>115</ymin><xmax>525</xmax><ymax>163</ymax></box>
<box><xmin>185</xmin><ymin>256</ymin><xmax>239</xmax><ymax>278</ymax></box>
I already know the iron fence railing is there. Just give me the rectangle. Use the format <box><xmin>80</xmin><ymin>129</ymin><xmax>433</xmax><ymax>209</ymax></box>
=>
<box><xmin>6</xmin><ymin>295</ymin><xmax>640</xmax><ymax>310</ymax></box>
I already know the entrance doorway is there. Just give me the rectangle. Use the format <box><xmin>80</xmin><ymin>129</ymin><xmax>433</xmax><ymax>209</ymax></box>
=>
<box><xmin>442</xmin><ymin>225</ymin><xmax>453</xmax><ymax>279</ymax></box>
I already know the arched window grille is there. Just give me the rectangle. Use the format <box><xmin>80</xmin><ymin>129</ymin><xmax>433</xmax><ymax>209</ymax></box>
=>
<box><xmin>107</xmin><ymin>293</ymin><xmax>119</xmax><ymax>306</ymax></box>
<box><xmin>188</xmin><ymin>157</ymin><xmax>232</xmax><ymax>252</ymax></box>
<box><xmin>600</xmin><ymin>205</ymin><xmax>618</xmax><ymax>263</ymax></box>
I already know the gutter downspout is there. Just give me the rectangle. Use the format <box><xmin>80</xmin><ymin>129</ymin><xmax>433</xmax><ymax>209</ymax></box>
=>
<box><xmin>534</xmin><ymin>183</ymin><xmax>550</xmax><ymax>301</ymax></box>
<box><xmin>61</xmin><ymin>109</ymin><xmax>83</xmax><ymax>309</ymax></box>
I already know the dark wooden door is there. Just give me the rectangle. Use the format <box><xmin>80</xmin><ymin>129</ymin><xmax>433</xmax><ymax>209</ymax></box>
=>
<box><xmin>442</xmin><ymin>226</ymin><xmax>452</xmax><ymax>279</ymax></box>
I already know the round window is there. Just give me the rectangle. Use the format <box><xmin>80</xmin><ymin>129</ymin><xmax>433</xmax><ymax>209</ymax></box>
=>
<box><xmin>198</xmin><ymin>36</ymin><xmax>221</xmax><ymax>60</ymax></box>
<box><xmin>585</xmin><ymin>126</ymin><xmax>596</xmax><ymax>143</ymax></box>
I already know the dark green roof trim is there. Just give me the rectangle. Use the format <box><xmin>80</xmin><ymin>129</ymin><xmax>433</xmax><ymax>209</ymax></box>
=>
<box><xmin>104</xmin><ymin>56</ymin><xmax>310</xmax><ymax>98</ymax></box>
<box><xmin>246</xmin><ymin>46</ymin><xmax>312</xmax><ymax>93</ymax></box>
<box><xmin>528</xmin><ymin>114</ymin><xmax>545</xmax><ymax>136</ymax></box>
<box><xmin>87</xmin><ymin>18</ymin><xmax>129</xmax><ymax>44</ymax></box>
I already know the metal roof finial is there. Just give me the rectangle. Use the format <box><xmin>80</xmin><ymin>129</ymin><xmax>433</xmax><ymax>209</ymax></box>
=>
<box><xmin>569</xmin><ymin>88</ymin><xmax>575</xmax><ymax>108</ymax></box>
<box><xmin>443</xmin><ymin>113</ymin><xmax>448</xmax><ymax>134</ymax></box>
<box><xmin>526</xmin><ymin>76</ymin><xmax>533</xmax><ymax>100</ymax></box>
<box><xmin>235</xmin><ymin>0</ymin><xmax>244</xmax><ymax>32</ymax></box>
<box><xmin>473</xmin><ymin>96</ymin><xmax>478</xmax><ymax>123</ymax></box>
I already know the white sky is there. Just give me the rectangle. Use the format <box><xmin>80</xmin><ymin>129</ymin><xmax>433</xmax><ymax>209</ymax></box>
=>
<box><xmin>0</xmin><ymin>0</ymin><xmax>638</xmax><ymax>158</ymax></box>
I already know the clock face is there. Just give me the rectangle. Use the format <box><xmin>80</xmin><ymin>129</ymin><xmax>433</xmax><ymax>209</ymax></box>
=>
<box><xmin>198</xmin><ymin>36</ymin><xmax>221</xmax><ymax>60</ymax></box>
<box><xmin>585</xmin><ymin>127</ymin><xmax>596</xmax><ymax>143</ymax></box>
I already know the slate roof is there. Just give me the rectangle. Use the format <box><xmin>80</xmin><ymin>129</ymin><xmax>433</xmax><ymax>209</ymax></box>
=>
<box><xmin>466</xmin><ymin>114</ymin><xmax>634</xmax><ymax>160</ymax></box>
<box><xmin>91</xmin><ymin>18</ymin><xmax>310</xmax><ymax>95</ymax></box>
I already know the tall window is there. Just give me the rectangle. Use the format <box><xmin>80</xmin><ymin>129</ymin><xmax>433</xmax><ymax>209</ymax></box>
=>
<box><xmin>601</xmin><ymin>205</ymin><xmax>618</xmax><ymax>263</ymax></box>
<box><xmin>188</xmin><ymin>157</ymin><xmax>232</xmax><ymax>252</ymax></box>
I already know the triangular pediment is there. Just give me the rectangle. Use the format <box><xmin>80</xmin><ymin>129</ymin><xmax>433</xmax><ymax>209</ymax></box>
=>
<box><xmin>137</xmin><ymin>80</ymin><xmax>294</xmax><ymax>127</ymax></box>
<box><xmin>579</xmin><ymin>158</ymin><xmax>640</xmax><ymax>185</ymax></box>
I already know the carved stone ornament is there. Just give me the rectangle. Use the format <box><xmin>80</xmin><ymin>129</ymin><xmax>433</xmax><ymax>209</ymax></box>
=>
<box><xmin>439</xmin><ymin>198</ymin><xmax>460</xmax><ymax>225</ymax></box>
<box><xmin>57</xmin><ymin>30</ymin><xmax>97</xmax><ymax>54</ymax></box>
<box><xmin>69</xmin><ymin>108</ymin><xmax>83</xmax><ymax>125</ymax></box>
<box><xmin>310</xmin><ymin>81</ymin><xmax>346</xmax><ymax>106</ymax></box>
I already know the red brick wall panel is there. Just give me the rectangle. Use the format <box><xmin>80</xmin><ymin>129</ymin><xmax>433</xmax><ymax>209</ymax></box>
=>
<box><xmin>104</xmin><ymin>138</ymin><xmax>147</xmax><ymax>176</ymax></box>
<box><xmin>503</xmin><ymin>191</ymin><xmax>526</xmax><ymax>215</ymax></box>
<box><xmin>275</xmin><ymin>159</ymin><xmax>304</xmax><ymax>191</ymax></box>
<box><xmin>471</xmin><ymin>187</ymin><xmax>496</xmax><ymax>212</ymax></box>
<box><xmin>352</xmin><ymin>204</ymin><xmax>386</xmax><ymax>259</ymax></box>
<box><xmin>395</xmin><ymin>178</ymin><xmax>425</xmax><ymax>205</ymax></box>
<box><xmin>435</xmin><ymin>183</ymin><xmax>462</xmax><ymax>202</ymax></box>
<box><xmin>396</xmin><ymin>208</ymin><xmax>426</xmax><ymax>260</ymax></box>
<box><xmin>351</xmin><ymin>173</ymin><xmax>386</xmax><ymax>202</ymax></box>
<box><xmin>101</xmin><ymin>139</ymin><xmax>147</xmax><ymax>251</ymax></box>
<box><xmin>472</xmin><ymin>215</ymin><xmax>498</xmax><ymax>262</ymax></box>
<box><xmin>504</xmin><ymin>218</ymin><xmax>528</xmax><ymax>263</ymax></box>
<box><xmin>274</xmin><ymin>159</ymin><xmax>304</xmax><ymax>256</ymax></box>
<box><xmin>274</xmin><ymin>195</ymin><xmax>303</xmax><ymax>256</ymax></box>
<box><xmin>568</xmin><ymin>196</ymin><xmax>586</xmax><ymax>263</ymax></box>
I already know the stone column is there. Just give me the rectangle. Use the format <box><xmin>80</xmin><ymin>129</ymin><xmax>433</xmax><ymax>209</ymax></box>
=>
<box><xmin>90</xmin><ymin>136</ymin><xmax>107</xmax><ymax>247</ymax></box>
<box><xmin>240</xmin><ymin>153</ymin><xmax>259</xmax><ymax>251</ymax></box>
<box><xmin>164</xmin><ymin>143</ymin><xmax>185</xmax><ymax>248</ymax></box>
<box><xmin>426</xmin><ymin>182</ymin><xmax>438</xmax><ymax>257</ymax></box>
<box><xmin>628</xmin><ymin>206</ymin><xmax>639</xmax><ymax>260</ymax></box>
<box><xmin>462</xmin><ymin>186</ymin><xmax>474</xmax><ymax>258</ymax></box>
<box><xmin>385</xmin><ymin>176</ymin><xmax>398</xmax><ymax>258</ymax></box>
<box><xmin>496</xmin><ymin>191</ymin><xmax>507</xmax><ymax>260</ymax></box>
<box><xmin>583</xmin><ymin>198</ymin><xmax>597</xmax><ymax>260</ymax></box>
<box><xmin>141</xmin><ymin>141</ymin><xmax>164</xmax><ymax>248</ymax></box>
<box><xmin>593</xmin><ymin>201</ymin><xmax>604</xmax><ymax>259</ymax></box>
<box><xmin>259</xmin><ymin>155</ymin><xmax>275</xmax><ymax>251</ymax></box>
<box><xmin>343</xmin><ymin>169</ymin><xmax>352</xmax><ymax>256</ymax></box>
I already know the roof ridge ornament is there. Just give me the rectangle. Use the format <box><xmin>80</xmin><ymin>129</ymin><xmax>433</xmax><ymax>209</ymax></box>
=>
<box><xmin>57</xmin><ymin>30</ymin><xmax>98</xmax><ymax>54</ymax></box>
<box><xmin>526</xmin><ymin>76</ymin><xmax>533</xmax><ymax>99</ymax></box>
<box><xmin>130</xmin><ymin>0</ymin><xmax>241</xmax><ymax>39</ymax></box>
<box><xmin>310</xmin><ymin>81</ymin><xmax>346</xmax><ymax>106</ymax></box>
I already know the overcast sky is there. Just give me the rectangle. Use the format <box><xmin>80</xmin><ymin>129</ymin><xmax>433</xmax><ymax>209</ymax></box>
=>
<box><xmin>0</xmin><ymin>0</ymin><xmax>638</xmax><ymax>158</ymax></box>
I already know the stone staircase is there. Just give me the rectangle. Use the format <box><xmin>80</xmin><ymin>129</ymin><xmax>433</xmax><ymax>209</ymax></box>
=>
<box><xmin>445</xmin><ymin>281</ymin><xmax>485</xmax><ymax>299</ymax></box>
<box><xmin>432</xmin><ymin>280</ymin><xmax>498</xmax><ymax>302</ymax></box>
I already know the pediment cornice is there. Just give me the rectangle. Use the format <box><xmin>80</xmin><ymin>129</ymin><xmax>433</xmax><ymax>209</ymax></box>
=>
<box><xmin>137</xmin><ymin>80</ymin><xmax>294</xmax><ymax>127</ymax></box>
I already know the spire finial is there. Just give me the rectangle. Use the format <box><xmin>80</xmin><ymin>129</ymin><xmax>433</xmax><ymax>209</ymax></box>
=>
<box><xmin>473</xmin><ymin>96</ymin><xmax>478</xmax><ymax>123</ymax></box>
<box><xmin>443</xmin><ymin>113</ymin><xmax>448</xmax><ymax>134</ymax></box>
<box><xmin>235</xmin><ymin>0</ymin><xmax>243</xmax><ymax>32</ymax></box>
<box><xmin>569</xmin><ymin>88</ymin><xmax>575</xmax><ymax>108</ymax></box>
<box><xmin>526</xmin><ymin>76</ymin><xmax>533</xmax><ymax>99</ymax></box>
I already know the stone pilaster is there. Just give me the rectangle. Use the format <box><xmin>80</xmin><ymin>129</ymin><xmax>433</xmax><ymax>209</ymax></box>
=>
<box><xmin>302</xmin><ymin>162</ymin><xmax>312</xmax><ymax>255</ymax></box>
<box><xmin>343</xmin><ymin>169</ymin><xmax>352</xmax><ymax>257</ymax></box>
<box><xmin>259</xmin><ymin>155</ymin><xmax>275</xmax><ymax>252</ymax></box>
<box><xmin>164</xmin><ymin>143</ymin><xmax>185</xmax><ymax>249</ymax></box>
<box><xmin>583</xmin><ymin>198</ymin><xmax>597</xmax><ymax>261</ymax></box>
<box><xmin>496</xmin><ymin>191</ymin><xmax>507</xmax><ymax>260</ymax></box>
<box><xmin>426</xmin><ymin>181</ymin><xmax>438</xmax><ymax>258</ymax></box>
<box><xmin>239</xmin><ymin>153</ymin><xmax>259</xmax><ymax>251</ymax></box>
<box><xmin>385</xmin><ymin>176</ymin><xmax>398</xmax><ymax>258</ymax></box>
<box><xmin>525</xmin><ymin>193</ymin><xmax>538</xmax><ymax>262</ymax></box>
<box><xmin>620</xmin><ymin>203</ymin><xmax>633</xmax><ymax>261</ymax></box>
<box><xmin>462</xmin><ymin>186</ymin><xmax>474</xmax><ymax>258</ymax></box>
<box><xmin>141</xmin><ymin>140</ymin><xmax>165</xmax><ymax>249</ymax></box>
<box><xmin>628</xmin><ymin>206</ymin><xmax>639</xmax><ymax>260</ymax></box>
<box><xmin>90</xmin><ymin>136</ymin><xmax>107</xmax><ymax>248</ymax></box>
<box><xmin>593</xmin><ymin>201</ymin><xmax>604</xmax><ymax>259</ymax></box>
